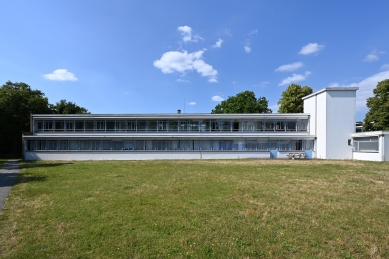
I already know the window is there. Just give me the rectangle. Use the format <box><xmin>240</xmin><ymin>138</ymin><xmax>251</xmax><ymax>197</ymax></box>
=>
<box><xmin>96</xmin><ymin>121</ymin><xmax>105</xmax><ymax>131</ymax></box>
<box><xmin>276</xmin><ymin>121</ymin><xmax>286</xmax><ymax>131</ymax></box>
<box><xmin>55</xmin><ymin>121</ymin><xmax>64</xmax><ymax>131</ymax></box>
<box><xmin>169</xmin><ymin>120</ymin><xmax>178</xmax><ymax>131</ymax></box>
<box><xmin>69</xmin><ymin>140</ymin><xmax>79</xmax><ymax>150</ymax></box>
<box><xmin>265</xmin><ymin>120</ymin><xmax>275</xmax><ymax>131</ymax></box>
<box><xmin>255</xmin><ymin>121</ymin><xmax>264</xmax><ymax>131</ymax></box>
<box><xmin>286</xmin><ymin>120</ymin><xmax>297</xmax><ymax>131</ymax></box>
<box><xmin>27</xmin><ymin>140</ymin><xmax>35</xmax><ymax>150</ymax></box>
<box><xmin>44</xmin><ymin>121</ymin><xmax>53</xmax><ymax>131</ymax></box>
<box><xmin>113</xmin><ymin>141</ymin><xmax>123</xmax><ymax>150</ymax></box>
<box><xmin>80</xmin><ymin>140</ymin><xmax>90</xmax><ymax>150</ymax></box>
<box><xmin>136</xmin><ymin>121</ymin><xmax>146</xmax><ymax>131</ymax></box>
<box><xmin>91</xmin><ymin>141</ymin><xmax>101</xmax><ymax>150</ymax></box>
<box><xmin>102</xmin><ymin>141</ymin><xmax>112</xmax><ymax>150</ymax></box>
<box><xmin>127</xmin><ymin>121</ymin><xmax>136</xmax><ymax>131</ymax></box>
<box><xmin>106</xmin><ymin>121</ymin><xmax>115</xmax><ymax>131</ymax></box>
<box><xmin>58</xmin><ymin>141</ymin><xmax>68</xmax><ymax>150</ymax></box>
<box><xmin>65</xmin><ymin>121</ymin><xmax>74</xmax><ymax>131</ymax></box>
<box><xmin>190</xmin><ymin>120</ymin><xmax>199</xmax><ymax>132</ymax></box>
<box><xmin>242</xmin><ymin>121</ymin><xmax>254</xmax><ymax>131</ymax></box>
<box><xmin>148</xmin><ymin>121</ymin><xmax>157</xmax><ymax>131</ymax></box>
<box><xmin>75</xmin><ymin>120</ymin><xmax>84</xmax><ymax>131</ymax></box>
<box><xmin>353</xmin><ymin>137</ymin><xmax>379</xmax><ymax>152</ymax></box>
<box><xmin>199</xmin><ymin>120</ymin><xmax>210</xmax><ymax>132</ymax></box>
<box><xmin>297</xmin><ymin>119</ymin><xmax>307</xmax><ymax>132</ymax></box>
<box><xmin>85</xmin><ymin>121</ymin><xmax>94</xmax><ymax>131</ymax></box>
<box><xmin>35</xmin><ymin>121</ymin><xmax>43</xmax><ymax>132</ymax></box>
<box><xmin>123</xmin><ymin>141</ymin><xmax>134</xmax><ymax>150</ymax></box>
<box><xmin>158</xmin><ymin>121</ymin><xmax>168</xmax><ymax>131</ymax></box>
<box><xmin>180</xmin><ymin>121</ymin><xmax>189</xmax><ymax>131</ymax></box>
<box><xmin>36</xmin><ymin>140</ymin><xmax>46</xmax><ymax>150</ymax></box>
<box><xmin>116</xmin><ymin>121</ymin><xmax>126</xmax><ymax>132</ymax></box>
<box><xmin>290</xmin><ymin>140</ymin><xmax>303</xmax><ymax>150</ymax></box>
<box><xmin>48</xmin><ymin>140</ymin><xmax>57</xmax><ymax>150</ymax></box>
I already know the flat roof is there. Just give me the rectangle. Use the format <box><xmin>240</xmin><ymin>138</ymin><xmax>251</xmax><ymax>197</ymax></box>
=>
<box><xmin>352</xmin><ymin>131</ymin><xmax>389</xmax><ymax>137</ymax></box>
<box><xmin>31</xmin><ymin>113</ymin><xmax>310</xmax><ymax>120</ymax></box>
<box><xmin>302</xmin><ymin>87</ymin><xmax>359</xmax><ymax>100</ymax></box>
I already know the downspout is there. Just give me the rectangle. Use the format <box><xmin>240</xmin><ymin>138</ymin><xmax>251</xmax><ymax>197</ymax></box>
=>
<box><xmin>382</xmin><ymin>135</ymin><xmax>385</xmax><ymax>162</ymax></box>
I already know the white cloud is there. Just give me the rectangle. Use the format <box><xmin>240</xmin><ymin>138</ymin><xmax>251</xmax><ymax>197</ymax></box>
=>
<box><xmin>298</xmin><ymin>43</ymin><xmax>325</xmax><ymax>55</ymax></box>
<box><xmin>154</xmin><ymin>50</ymin><xmax>218</xmax><ymax>83</ymax></box>
<box><xmin>381</xmin><ymin>63</ymin><xmax>389</xmax><ymax>70</ymax></box>
<box><xmin>253</xmin><ymin>81</ymin><xmax>269</xmax><ymax>88</ymax></box>
<box><xmin>278</xmin><ymin>71</ymin><xmax>311</xmax><ymax>86</ymax></box>
<box><xmin>212</xmin><ymin>95</ymin><xmax>224</xmax><ymax>102</ymax></box>
<box><xmin>176</xmin><ymin>78</ymin><xmax>189</xmax><ymax>83</ymax></box>
<box><xmin>363</xmin><ymin>54</ymin><xmax>379</xmax><ymax>62</ymax></box>
<box><xmin>244</xmin><ymin>46</ymin><xmax>251</xmax><ymax>53</ymax></box>
<box><xmin>212</xmin><ymin>39</ymin><xmax>223</xmax><ymax>48</ymax></box>
<box><xmin>123</xmin><ymin>92</ymin><xmax>130</xmax><ymax>95</ymax></box>
<box><xmin>188</xmin><ymin>102</ymin><xmax>196</xmax><ymax>105</ymax></box>
<box><xmin>248</xmin><ymin>29</ymin><xmax>258</xmax><ymax>35</ymax></box>
<box><xmin>177</xmin><ymin>26</ymin><xmax>202</xmax><ymax>42</ymax></box>
<box><xmin>275</xmin><ymin>62</ymin><xmax>304</xmax><ymax>72</ymax></box>
<box><xmin>269</xmin><ymin>103</ymin><xmax>279</xmax><ymax>112</ymax></box>
<box><xmin>331</xmin><ymin>71</ymin><xmax>389</xmax><ymax>111</ymax></box>
<box><xmin>43</xmin><ymin>69</ymin><xmax>78</xmax><ymax>81</ymax></box>
<box><xmin>225</xmin><ymin>29</ymin><xmax>232</xmax><ymax>37</ymax></box>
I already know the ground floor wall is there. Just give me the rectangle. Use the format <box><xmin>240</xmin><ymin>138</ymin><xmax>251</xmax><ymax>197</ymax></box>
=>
<box><xmin>352</xmin><ymin>152</ymin><xmax>382</xmax><ymax>161</ymax></box>
<box><xmin>24</xmin><ymin>151</ymin><xmax>272</xmax><ymax>160</ymax></box>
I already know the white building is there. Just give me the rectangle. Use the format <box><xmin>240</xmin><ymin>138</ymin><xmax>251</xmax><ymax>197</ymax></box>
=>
<box><xmin>22</xmin><ymin>87</ymin><xmax>389</xmax><ymax>161</ymax></box>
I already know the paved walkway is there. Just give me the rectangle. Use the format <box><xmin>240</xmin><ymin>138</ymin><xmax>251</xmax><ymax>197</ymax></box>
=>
<box><xmin>0</xmin><ymin>160</ymin><xmax>20</xmax><ymax>211</ymax></box>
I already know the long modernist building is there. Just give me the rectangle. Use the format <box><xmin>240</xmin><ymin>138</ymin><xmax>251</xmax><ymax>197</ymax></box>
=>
<box><xmin>22</xmin><ymin>87</ymin><xmax>389</xmax><ymax>161</ymax></box>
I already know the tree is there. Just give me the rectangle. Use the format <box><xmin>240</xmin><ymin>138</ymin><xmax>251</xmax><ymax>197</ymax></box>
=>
<box><xmin>0</xmin><ymin>81</ymin><xmax>52</xmax><ymax>155</ymax></box>
<box><xmin>211</xmin><ymin>91</ymin><xmax>272</xmax><ymax>113</ymax></box>
<box><xmin>53</xmin><ymin>99</ymin><xmax>90</xmax><ymax>114</ymax></box>
<box><xmin>277</xmin><ymin>84</ymin><xmax>313</xmax><ymax>113</ymax></box>
<box><xmin>363</xmin><ymin>79</ymin><xmax>389</xmax><ymax>131</ymax></box>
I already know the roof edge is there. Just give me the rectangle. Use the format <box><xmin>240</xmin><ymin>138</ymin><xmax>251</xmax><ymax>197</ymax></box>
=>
<box><xmin>302</xmin><ymin>87</ymin><xmax>359</xmax><ymax>100</ymax></box>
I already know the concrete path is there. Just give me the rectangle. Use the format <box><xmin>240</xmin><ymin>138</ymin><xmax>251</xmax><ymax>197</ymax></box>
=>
<box><xmin>0</xmin><ymin>160</ymin><xmax>20</xmax><ymax>211</ymax></box>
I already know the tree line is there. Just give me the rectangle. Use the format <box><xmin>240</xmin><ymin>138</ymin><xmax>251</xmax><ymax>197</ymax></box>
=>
<box><xmin>1</xmin><ymin>79</ymin><xmax>388</xmax><ymax>156</ymax></box>
<box><xmin>0</xmin><ymin>81</ymin><xmax>89</xmax><ymax>155</ymax></box>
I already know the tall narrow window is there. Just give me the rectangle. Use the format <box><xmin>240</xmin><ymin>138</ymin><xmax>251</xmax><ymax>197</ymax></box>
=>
<box><xmin>55</xmin><ymin>121</ymin><xmax>64</xmax><ymax>131</ymax></box>
<box><xmin>65</xmin><ymin>121</ymin><xmax>74</xmax><ymax>131</ymax></box>
<box><xmin>75</xmin><ymin>120</ymin><xmax>84</xmax><ymax>132</ymax></box>
<box><xmin>96</xmin><ymin>121</ymin><xmax>105</xmax><ymax>131</ymax></box>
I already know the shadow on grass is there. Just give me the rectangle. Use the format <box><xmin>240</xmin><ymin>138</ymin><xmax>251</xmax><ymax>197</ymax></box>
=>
<box><xmin>16</xmin><ymin>173</ymin><xmax>47</xmax><ymax>185</ymax></box>
<box><xmin>21</xmin><ymin>161</ymin><xmax>74</xmax><ymax>169</ymax></box>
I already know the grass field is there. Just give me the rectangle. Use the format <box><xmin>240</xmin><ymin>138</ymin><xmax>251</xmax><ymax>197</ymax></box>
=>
<box><xmin>0</xmin><ymin>159</ymin><xmax>388</xmax><ymax>258</ymax></box>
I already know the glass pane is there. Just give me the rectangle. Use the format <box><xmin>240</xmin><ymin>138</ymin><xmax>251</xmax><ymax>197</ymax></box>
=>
<box><xmin>96</xmin><ymin>121</ymin><xmax>105</xmax><ymax>131</ymax></box>
<box><xmin>85</xmin><ymin>121</ymin><xmax>94</xmax><ymax>131</ymax></box>
<box><xmin>169</xmin><ymin>121</ymin><xmax>178</xmax><ymax>131</ymax></box>
<box><xmin>106</xmin><ymin>121</ymin><xmax>115</xmax><ymax>131</ymax></box>
<box><xmin>75</xmin><ymin>120</ymin><xmax>84</xmax><ymax>131</ymax></box>
<box><xmin>116</xmin><ymin>121</ymin><xmax>126</xmax><ymax>131</ymax></box>
<box><xmin>69</xmin><ymin>140</ymin><xmax>79</xmax><ymax>150</ymax></box>
<box><xmin>55</xmin><ymin>121</ymin><xmax>64</xmax><ymax>131</ymax></box>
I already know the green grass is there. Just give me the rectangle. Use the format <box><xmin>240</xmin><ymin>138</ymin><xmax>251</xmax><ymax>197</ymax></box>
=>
<box><xmin>0</xmin><ymin>159</ymin><xmax>389</xmax><ymax>258</ymax></box>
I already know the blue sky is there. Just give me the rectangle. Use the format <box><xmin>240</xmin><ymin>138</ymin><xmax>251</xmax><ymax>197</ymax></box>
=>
<box><xmin>1</xmin><ymin>1</ymin><xmax>389</xmax><ymax>121</ymax></box>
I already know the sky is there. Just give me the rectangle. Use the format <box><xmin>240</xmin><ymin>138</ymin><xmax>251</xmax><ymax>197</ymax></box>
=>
<box><xmin>1</xmin><ymin>1</ymin><xmax>389</xmax><ymax>121</ymax></box>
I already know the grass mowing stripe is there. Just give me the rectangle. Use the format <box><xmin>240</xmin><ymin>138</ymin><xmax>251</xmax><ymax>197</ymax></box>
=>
<box><xmin>0</xmin><ymin>159</ymin><xmax>388</xmax><ymax>258</ymax></box>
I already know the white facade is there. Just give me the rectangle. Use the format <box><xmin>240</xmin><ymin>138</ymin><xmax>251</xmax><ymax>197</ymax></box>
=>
<box><xmin>22</xmin><ymin>86</ymin><xmax>388</xmax><ymax>161</ymax></box>
<box><xmin>303</xmin><ymin>88</ymin><xmax>357</xmax><ymax>159</ymax></box>
<box><xmin>352</xmin><ymin>131</ymin><xmax>389</xmax><ymax>162</ymax></box>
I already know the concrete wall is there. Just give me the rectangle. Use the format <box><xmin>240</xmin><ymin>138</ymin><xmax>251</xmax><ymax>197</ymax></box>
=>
<box><xmin>24</xmin><ymin>151</ymin><xmax>271</xmax><ymax>161</ymax></box>
<box><xmin>325</xmin><ymin>91</ymin><xmax>355</xmax><ymax>159</ymax></box>
<box><xmin>353</xmin><ymin>152</ymin><xmax>382</xmax><ymax>161</ymax></box>
<box><xmin>316</xmin><ymin>93</ymin><xmax>327</xmax><ymax>159</ymax></box>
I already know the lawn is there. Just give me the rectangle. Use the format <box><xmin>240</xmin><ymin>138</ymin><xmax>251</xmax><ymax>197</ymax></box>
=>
<box><xmin>0</xmin><ymin>159</ymin><xmax>388</xmax><ymax>258</ymax></box>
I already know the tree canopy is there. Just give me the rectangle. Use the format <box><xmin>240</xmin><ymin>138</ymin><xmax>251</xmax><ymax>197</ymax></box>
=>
<box><xmin>363</xmin><ymin>79</ymin><xmax>389</xmax><ymax>131</ymax></box>
<box><xmin>53</xmin><ymin>99</ymin><xmax>90</xmax><ymax>114</ymax></box>
<box><xmin>211</xmin><ymin>91</ymin><xmax>272</xmax><ymax>114</ymax></box>
<box><xmin>0</xmin><ymin>81</ymin><xmax>90</xmax><ymax>155</ymax></box>
<box><xmin>277</xmin><ymin>84</ymin><xmax>313</xmax><ymax>113</ymax></box>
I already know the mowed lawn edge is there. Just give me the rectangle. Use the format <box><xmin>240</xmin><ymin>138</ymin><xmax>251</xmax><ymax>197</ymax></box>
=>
<box><xmin>0</xmin><ymin>159</ymin><xmax>388</xmax><ymax>258</ymax></box>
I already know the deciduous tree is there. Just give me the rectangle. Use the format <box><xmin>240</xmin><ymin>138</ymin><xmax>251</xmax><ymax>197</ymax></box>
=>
<box><xmin>363</xmin><ymin>79</ymin><xmax>389</xmax><ymax>131</ymax></box>
<box><xmin>277</xmin><ymin>84</ymin><xmax>312</xmax><ymax>113</ymax></box>
<box><xmin>53</xmin><ymin>99</ymin><xmax>90</xmax><ymax>114</ymax></box>
<box><xmin>211</xmin><ymin>91</ymin><xmax>272</xmax><ymax>113</ymax></box>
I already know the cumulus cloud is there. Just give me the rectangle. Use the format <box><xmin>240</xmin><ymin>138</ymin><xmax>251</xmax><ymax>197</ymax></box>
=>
<box><xmin>244</xmin><ymin>46</ymin><xmax>251</xmax><ymax>53</ymax></box>
<box><xmin>275</xmin><ymin>62</ymin><xmax>304</xmax><ymax>72</ymax></box>
<box><xmin>212</xmin><ymin>95</ymin><xmax>224</xmax><ymax>101</ymax></box>
<box><xmin>298</xmin><ymin>43</ymin><xmax>325</xmax><ymax>55</ymax></box>
<box><xmin>278</xmin><ymin>71</ymin><xmax>311</xmax><ymax>86</ymax></box>
<box><xmin>43</xmin><ymin>69</ymin><xmax>78</xmax><ymax>81</ymax></box>
<box><xmin>188</xmin><ymin>102</ymin><xmax>196</xmax><ymax>105</ymax></box>
<box><xmin>177</xmin><ymin>26</ymin><xmax>202</xmax><ymax>42</ymax></box>
<box><xmin>154</xmin><ymin>50</ymin><xmax>218</xmax><ymax>83</ymax></box>
<box><xmin>363</xmin><ymin>54</ymin><xmax>379</xmax><ymax>62</ymax></box>
<box><xmin>330</xmin><ymin>71</ymin><xmax>389</xmax><ymax>111</ymax></box>
<box><xmin>212</xmin><ymin>39</ymin><xmax>223</xmax><ymax>48</ymax></box>
<box><xmin>381</xmin><ymin>63</ymin><xmax>389</xmax><ymax>70</ymax></box>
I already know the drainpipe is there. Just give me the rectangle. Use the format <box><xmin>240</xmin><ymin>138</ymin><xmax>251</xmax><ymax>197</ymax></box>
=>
<box><xmin>382</xmin><ymin>135</ymin><xmax>385</xmax><ymax>162</ymax></box>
